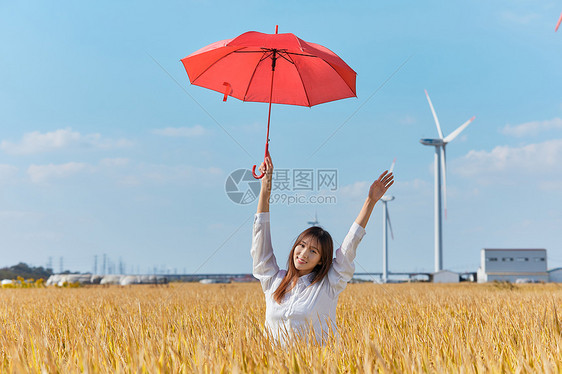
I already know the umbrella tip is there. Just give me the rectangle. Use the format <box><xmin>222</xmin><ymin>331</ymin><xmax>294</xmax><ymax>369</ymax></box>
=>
<box><xmin>275</xmin><ymin>25</ymin><xmax>278</xmax><ymax>34</ymax></box>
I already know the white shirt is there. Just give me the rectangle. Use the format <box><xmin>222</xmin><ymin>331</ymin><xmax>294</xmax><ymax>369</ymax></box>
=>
<box><xmin>251</xmin><ymin>212</ymin><xmax>366</xmax><ymax>344</ymax></box>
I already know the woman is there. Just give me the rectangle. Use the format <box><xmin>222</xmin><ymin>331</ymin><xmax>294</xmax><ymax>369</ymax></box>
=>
<box><xmin>251</xmin><ymin>153</ymin><xmax>394</xmax><ymax>344</ymax></box>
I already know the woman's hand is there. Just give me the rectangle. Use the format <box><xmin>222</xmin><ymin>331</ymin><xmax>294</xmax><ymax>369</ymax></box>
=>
<box><xmin>257</xmin><ymin>152</ymin><xmax>273</xmax><ymax>213</ymax></box>
<box><xmin>355</xmin><ymin>170</ymin><xmax>395</xmax><ymax>228</ymax></box>
<box><xmin>258</xmin><ymin>152</ymin><xmax>273</xmax><ymax>185</ymax></box>
<box><xmin>368</xmin><ymin>171</ymin><xmax>394</xmax><ymax>203</ymax></box>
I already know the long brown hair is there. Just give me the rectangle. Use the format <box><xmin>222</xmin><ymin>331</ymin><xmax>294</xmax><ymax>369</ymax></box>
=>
<box><xmin>272</xmin><ymin>226</ymin><xmax>333</xmax><ymax>304</ymax></box>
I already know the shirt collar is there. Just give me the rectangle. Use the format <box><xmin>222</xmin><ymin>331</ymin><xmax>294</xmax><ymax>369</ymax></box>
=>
<box><xmin>299</xmin><ymin>272</ymin><xmax>315</xmax><ymax>286</ymax></box>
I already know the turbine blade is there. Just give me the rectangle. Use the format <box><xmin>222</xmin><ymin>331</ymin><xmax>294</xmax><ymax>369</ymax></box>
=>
<box><xmin>386</xmin><ymin>209</ymin><xmax>394</xmax><ymax>240</ymax></box>
<box><xmin>444</xmin><ymin>116</ymin><xmax>475</xmax><ymax>143</ymax></box>
<box><xmin>556</xmin><ymin>12</ymin><xmax>562</xmax><ymax>32</ymax></box>
<box><xmin>425</xmin><ymin>89</ymin><xmax>444</xmax><ymax>139</ymax></box>
<box><xmin>389</xmin><ymin>158</ymin><xmax>396</xmax><ymax>173</ymax></box>
<box><xmin>441</xmin><ymin>145</ymin><xmax>448</xmax><ymax>219</ymax></box>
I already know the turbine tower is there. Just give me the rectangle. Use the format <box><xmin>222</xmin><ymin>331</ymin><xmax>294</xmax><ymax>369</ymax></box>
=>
<box><xmin>380</xmin><ymin>159</ymin><xmax>396</xmax><ymax>283</ymax></box>
<box><xmin>420</xmin><ymin>90</ymin><xmax>475</xmax><ymax>272</ymax></box>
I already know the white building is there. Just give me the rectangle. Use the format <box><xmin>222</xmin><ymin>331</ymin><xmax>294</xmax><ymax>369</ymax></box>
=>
<box><xmin>548</xmin><ymin>268</ymin><xmax>562</xmax><ymax>283</ymax></box>
<box><xmin>477</xmin><ymin>248</ymin><xmax>548</xmax><ymax>283</ymax></box>
<box><xmin>432</xmin><ymin>270</ymin><xmax>459</xmax><ymax>283</ymax></box>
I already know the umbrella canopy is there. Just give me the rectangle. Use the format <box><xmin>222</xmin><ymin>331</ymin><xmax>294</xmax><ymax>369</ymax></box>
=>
<box><xmin>181</xmin><ymin>27</ymin><xmax>357</xmax><ymax>177</ymax></box>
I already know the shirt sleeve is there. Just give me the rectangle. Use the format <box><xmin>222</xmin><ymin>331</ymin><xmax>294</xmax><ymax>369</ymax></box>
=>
<box><xmin>251</xmin><ymin>212</ymin><xmax>280</xmax><ymax>292</ymax></box>
<box><xmin>327</xmin><ymin>221</ymin><xmax>366</xmax><ymax>296</ymax></box>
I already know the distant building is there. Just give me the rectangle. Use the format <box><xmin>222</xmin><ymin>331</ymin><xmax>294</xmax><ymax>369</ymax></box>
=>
<box><xmin>477</xmin><ymin>249</ymin><xmax>548</xmax><ymax>283</ymax></box>
<box><xmin>548</xmin><ymin>268</ymin><xmax>562</xmax><ymax>283</ymax></box>
<box><xmin>432</xmin><ymin>270</ymin><xmax>459</xmax><ymax>283</ymax></box>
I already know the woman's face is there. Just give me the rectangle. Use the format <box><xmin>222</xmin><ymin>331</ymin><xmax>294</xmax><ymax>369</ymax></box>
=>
<box><xmin>293</xmin><ymin>236</ymin><xmax>322</xmax><ymax>276</ymax></box>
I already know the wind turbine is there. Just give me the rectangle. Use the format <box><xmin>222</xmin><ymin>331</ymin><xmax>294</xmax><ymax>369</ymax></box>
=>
<box><xmin>420</xmin><ymin>90</ymin><xmax>475</xmax><ymax>272</ymax></box>
<box><xmin>307</xmin><ymin>211</ymin><xmax>320</xmax><ymax>226</ymax></box>
<box><xmin>380</xmin><ymin>159</ymin><xmax>396</xmax><ymax>283</ymax></box>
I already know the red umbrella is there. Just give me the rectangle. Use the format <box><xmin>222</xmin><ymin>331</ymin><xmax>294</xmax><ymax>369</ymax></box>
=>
<box><xmin>181</xmin><ymin>26</ymin><xmax>357</xmax><ymax>178</ymax></box>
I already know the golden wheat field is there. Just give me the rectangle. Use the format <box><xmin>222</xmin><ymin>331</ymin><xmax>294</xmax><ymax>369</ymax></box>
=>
<box><xmin>1</xmin><ymin>282</ymin><xmax>562</xmax><ymax>373</ymax></box>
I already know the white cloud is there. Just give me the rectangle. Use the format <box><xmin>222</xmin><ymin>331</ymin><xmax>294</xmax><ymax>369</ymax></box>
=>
<box><xmin>539</xmin><ymin>181</ymin><xmax>562</xmax><ymax>191</ymax></box>
<box><xmin>501</xmin><ymin>118</ymin><xmax>562</xmax><ymax>137</ymax></box>
<box><xmin>0</xmin><ymin>164</ymin><xmax>18</xmax><ymax>182</ymax></box>
<box><xmin>109</xmin><ymin>163</ymin><xmax>223</xmax><ymax>186</ymax></box>
<box><xmin>99</xmin><ymin>158</ymin><xmax>130</xmax><ymax>168</ymax></box>
<box><xmin>23</xmin><ymin>159</ymin><xmax>223</xmax><ymax>186</ymax></box>
<box><xmin>500</xmin><ymin>11</ymin><xmax>540</xmax><ymax>25</ymax></box>
<box><xmin>207</xmin><ymin>223</ymin><xmax>227</xmax><ymax>231</ymax></box>
<box><xmin>116</xmin><ymin>175</ymin><xmax>141</xmax><ymax>186</ymax></box>
<box><xmin>239</xmin><ymin>122</ymin><xmax>262</xmax><ymax>134</ymax></box>
<box><xmin>452</xmin><ymin>138</ymin><xmax>562</xmax><ymax>187</ymax></box>
<box><xmin>152</xmin><ymin>125</ymin><xmax>206</xmax><ymax>137</ymax></box>
<box><xmin>394</xmin><ymin>178</ymin><xmax>431</xmax><ymax>191</ymax></box>
<box><xmin>27</xmin><ymin>162</ymin><xmax>89</xmax><ymax>183</ymax></box>
<box><xmin>339</xmin><ymin>178</ymin><xmax>430</xmax><ymax>201</ymax></box>
<box><xmin>338</xmin><ymin>181</ymin><xmax>369</xmax><ymax>200</ymax></box>
<box><xmin>0</xmin><ymin>210</ymin><xmax>43</xmax><ymax>220</ymax></box>
<box><xmin>137</xmin><ymin>164</ymin><xmax>222</xmax><ymax>184</ymax></box>
<box><xmin>1</xmin><ymin>128</ymin><xmax>133</xmax><ymax>155</ymax></box>
<box><xmin>398</xmin><ymin>115</ymin><xmax>416</xmax><ymax>125</ymax></box>
<box><xmin>25</xmin><ymin>230</ymin><xmax>64</xmax><ymax>241</ymax></box>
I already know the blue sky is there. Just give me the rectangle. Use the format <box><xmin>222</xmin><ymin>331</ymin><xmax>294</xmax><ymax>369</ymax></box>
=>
<box><xmin>1</xmin><ymin>0</ymin><xmax>562</xmax><ymax>275</ymax></box>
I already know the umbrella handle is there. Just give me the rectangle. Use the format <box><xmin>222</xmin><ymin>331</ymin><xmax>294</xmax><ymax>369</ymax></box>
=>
<box><xmin>251</xmin><ymin>164</ymin><xmax>265</xmax><ymax>179</ymax></box>
<box><xmin>251</xmin><ymin>143</ymin><xmax>270</xmax><ymax>179</ymax></box>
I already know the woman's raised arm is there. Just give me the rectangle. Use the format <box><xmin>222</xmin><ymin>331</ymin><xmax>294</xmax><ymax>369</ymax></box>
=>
<box><xmin>327</xmin><ymin>170</ymin><xmax>393</xmax><ymax>295</ymax></box>
<box><xmin>354</xmin><ymin>171</ymin><xmax>394</xmax><ymax>229</ymax></box>
<box><xmin>252</xmin><ymin>153</ymin><xmax>279</xmax><ymax>289</ymax></box>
